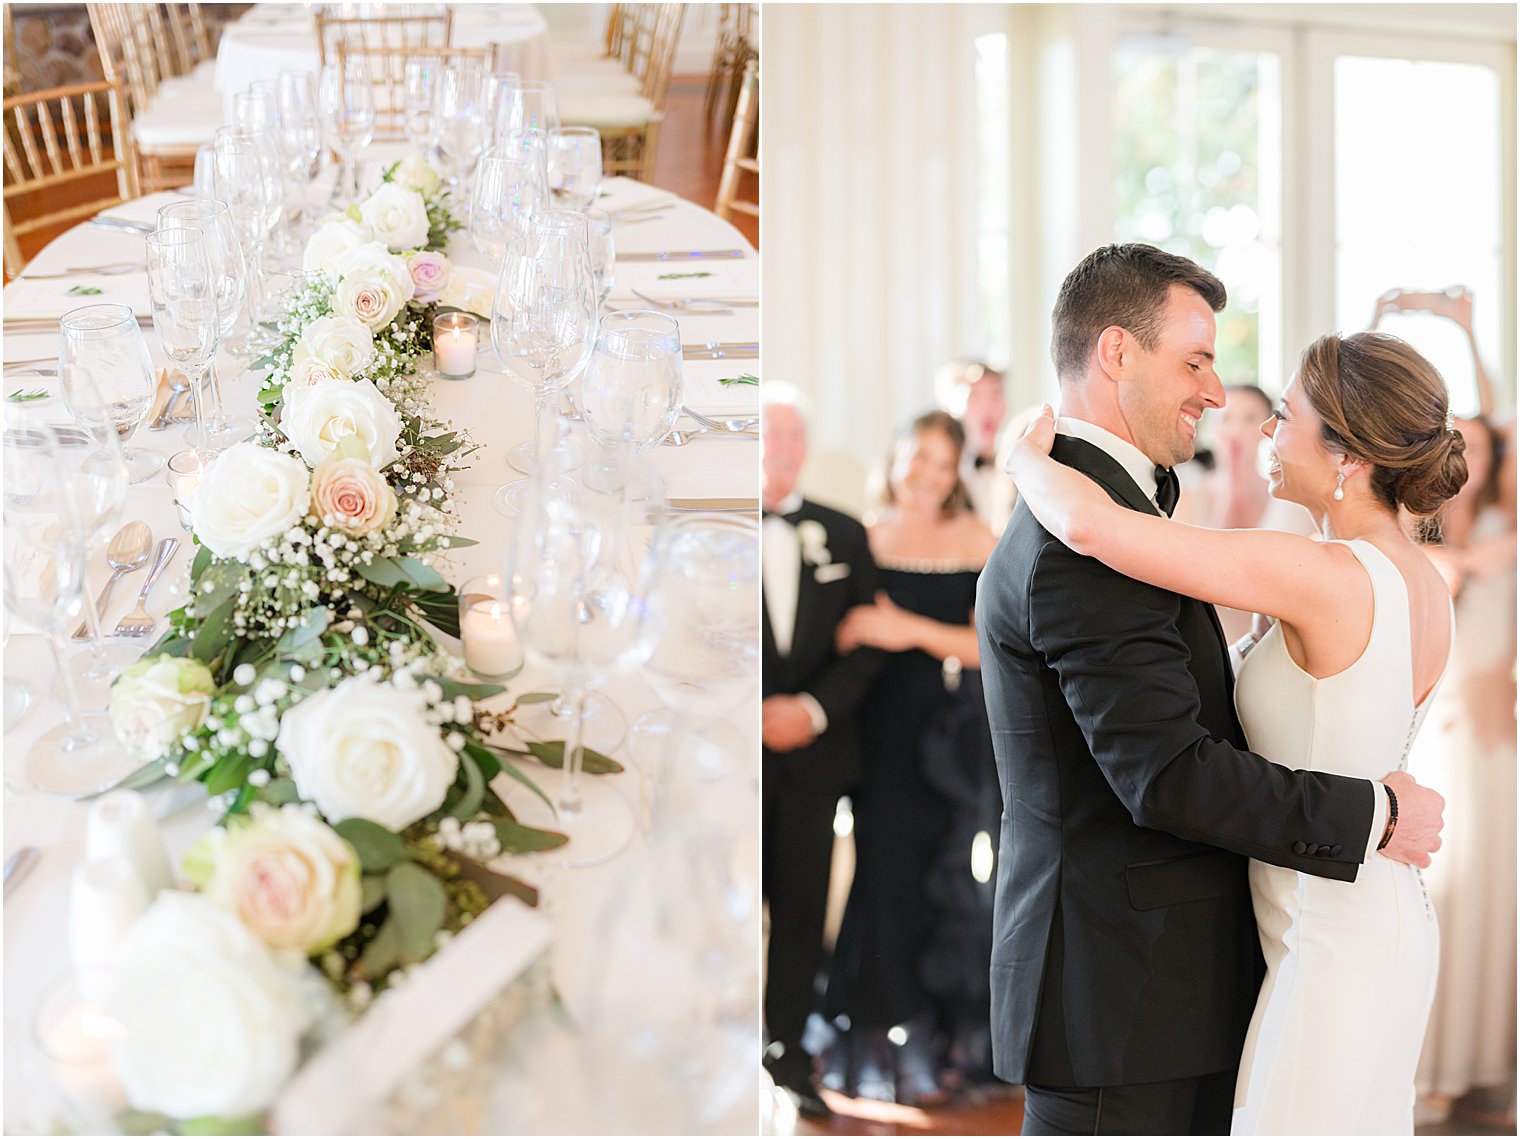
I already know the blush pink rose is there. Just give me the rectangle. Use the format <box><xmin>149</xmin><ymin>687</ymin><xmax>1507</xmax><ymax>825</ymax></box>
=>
<box><xmin>407</xmin><ymin>251</ymin><xmax>452</xmax><ymax>303</ymax></box>
<box><xmin>309</xmin><ymin>456</ymin><xmax>398</xmax><ymax>536</ymax></box>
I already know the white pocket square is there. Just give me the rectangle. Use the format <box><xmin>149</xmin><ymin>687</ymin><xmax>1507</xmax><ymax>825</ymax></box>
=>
<box><xmin>814</xmin><ymin>563</ymin><xmax>851</xmax><ymax>584</ymax></box>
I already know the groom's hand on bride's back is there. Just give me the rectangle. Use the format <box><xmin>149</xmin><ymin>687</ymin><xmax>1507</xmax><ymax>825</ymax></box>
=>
<box><xmin>1377</xmin><ymin>770</ymin><xmax>1445</xmax><ymax>868</ymax></box>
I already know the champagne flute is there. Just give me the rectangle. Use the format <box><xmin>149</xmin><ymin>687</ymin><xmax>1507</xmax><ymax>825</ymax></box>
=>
<box><xmin>548</xmin><ymin>126</ymin><xmax>602</xmax><ymax>210</ymax></box>
<box><xmin>145</xmin><ymin>228</ymin><xmax>222</xmax><ymax>469</ymax></box>
<box><xmin>276</xmin><ymin>70</ymin><xmax>323</xmax><ymax>244</ymax></box>
<box><xmin>319</xmin><ymin>59</ymin><xmax>375</xmax><ymax>202</ymax></box>
<box><xmin>436</xmin><ymin>58</ymin><xmax>486</xmax><ymax>191</ymax></box>
<box><xmin>490</xmin><ymin>213</ymin><xmax>596</xmax><ymax>516</ymax></box>
<box><xmin>404</xmin><ymin>56</ymin><xmax>442</xmax><ymax>158</ymax></box>
<box><xmin>212</xmin><ymin>129</ymin><xmax>273</xmax><ymax>339</ymax></box>
<box><xmin>157</xmin><ymin>199</ymin><xmax>253</xmax><ymax>447</ymax></box>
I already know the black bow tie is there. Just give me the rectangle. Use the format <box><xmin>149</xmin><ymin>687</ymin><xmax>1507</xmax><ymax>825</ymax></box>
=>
<box><xmin>1154</xmin><ymin>465</ymin><xmax>1180</xmax><ymax>517</ymax></box>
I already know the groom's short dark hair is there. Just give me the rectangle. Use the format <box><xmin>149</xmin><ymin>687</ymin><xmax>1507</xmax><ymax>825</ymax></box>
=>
<box><xmin>1051</xmin><ymin>244</ymin><xmax>1227</xmax><ymax>381</ymax></box>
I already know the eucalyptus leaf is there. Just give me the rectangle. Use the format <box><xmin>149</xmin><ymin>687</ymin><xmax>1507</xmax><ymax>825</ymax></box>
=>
<box><xmin>191</xmin><ymin>545</ymin><xmax>213</xmax><ymax>579</ymax></box>
<box><xmin>387</xmin><ymin>860</ymin><xmax>446</xmax><ymax>962</ymax></box>
<box><xmin>190</xmin><ymin>595</ymin><xmax>237</xmax><ymax>662</ymax></box>
<box><xmin>278</xmin><ymin>606</ymin><xmax>330</xmax><ymax>651</ymax></box>
<box><xmin>356</xmin><ymin>914</ymin><xmax>403</xmax><ymax>978</ymax></box>
<box><xmin>360</xmin><ymin>873</ymin><xmax>388</xmax><ymax>914</ymax></box>
<box><xmin>483</xmin><ymin>744</ymin><xmax>555</xmax><ymax>812</ymax></box>
<box><xmin>525</xmin><ymin>739</ymin><xmax>624</xmax><ymax>775</ymax></box>
<box><xmin>448</xmin><ymin>747</ymin><xmax>485</xmax><ymax>820</ymax></box>
<box><xmin>515</xmin><ymin>692</ymin><xmax>557</xmax><ymax>705</ymax></box>
<box><xmin>177</xmin><ymin>1113</ymin><xmax>264</xmax><ymax>1135</ymax></box>
<box><xmin>394</xmin><ymin>555</ymin><xmax>447</xmax><ymax>591</ymax></box>
<box><xmin>421</xmin><ymin>676</ymin><xmax>504</xmax><ymax>703</ymax></box>
<box><xmin>410</xmin><ymin>589</ymin><xmax>461</xmax><ymax>638</ymax></box>
<box><xmin>106</xmin><ymin>759</ymin><xmax>169</xmax><ymax>794</ymax></box>
<box><xmin>262</xmin><ymin>777</ymin><xmax>300</xmax><ymax>805</ymax></box>
<box><xmin>492</xmin><ymin>817</ymin><xmax>569</xmax><ymax>853</ymax></box>
<box><xmin>334</xmin><ymin>818</ymin><xmax>409</xmax><ymax>872</ymax></box>
<box><xmin>452</xmin><ymin>854</ymin><xmax>539</xmax><ymax>908</ymax></box>
<box><xmin>204</xmin><ymin>755</ymin><xmax>252</xmax><ymax>796</ymax></box>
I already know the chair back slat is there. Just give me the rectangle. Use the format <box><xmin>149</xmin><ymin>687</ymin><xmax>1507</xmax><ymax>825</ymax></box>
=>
<box><xmin>83</xmin><ymin>86</ymin><xmax>104</xmax><ymax>166</ymax></box>
<box><xmin>316</xmin><ymin>11</ymin><xmax>453</xmax><ymax>66</ymax></box>
<box><xmin>333</xmin><ymin>41</ymin><xmax>484</xmax><ymax>142</ymax></box>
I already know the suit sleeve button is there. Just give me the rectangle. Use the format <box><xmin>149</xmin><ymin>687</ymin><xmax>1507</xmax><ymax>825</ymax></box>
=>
<box><xmin>1330</xmin><ymin>844</ymin><xmax>1343</xmax><ymax>857</ymax></box>
<box><xmin>1292</xmin><ymin>841</ymin><xmax>1308</xmax><ymax>855</ymax></box>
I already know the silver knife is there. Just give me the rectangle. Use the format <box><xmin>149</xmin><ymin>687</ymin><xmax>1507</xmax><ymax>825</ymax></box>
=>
<box><xmin>668</xmin><ymin>498</ymin><xmax>760</xmax><ymax>513</ymax></box>
<box><xmin>618</xmin><ymin>249</ymin><xmax>747</xmax><ymax>262</ymax></box>
<box><xmin>4</xmin><ymin>847</ymin><xmax>38</xmax><ymax>898</ymax></box>
<box><xmin>86</xmin><ymin>216</ymin><xmax>155</xmax><ymax>235</ymax></box>
<box><xmin>682</xmin><ymin>342</ymin><xmax>760</xmax><ymax>360</ymax></box>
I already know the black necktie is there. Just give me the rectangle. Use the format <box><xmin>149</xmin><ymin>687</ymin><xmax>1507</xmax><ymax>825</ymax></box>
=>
<box><xmin>1154</xmin><ymin>465</ymin><xmax>1180</xmax><ymax>517</ymax></box>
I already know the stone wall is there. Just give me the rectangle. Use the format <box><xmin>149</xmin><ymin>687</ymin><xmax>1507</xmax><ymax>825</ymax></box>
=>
<box><xmin>6</xmin><ymin>3</ymin><xmax>251</xmax><ymax>95</ymax></box>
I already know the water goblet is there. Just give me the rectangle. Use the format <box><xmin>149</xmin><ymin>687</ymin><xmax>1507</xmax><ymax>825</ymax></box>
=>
<box><xmin>548</xmin><ymin>126</ymin><xmax>602</xmax><ymax>211</ymax></box>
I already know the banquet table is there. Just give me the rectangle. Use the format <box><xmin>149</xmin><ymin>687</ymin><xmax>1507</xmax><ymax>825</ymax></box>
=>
<box><xmin>1</xmin><ymin>172</ymin><xmax>760</xmax><ymax>1134</ymax></box>
<box><xmin>214</xmin><ymin>3</ymin><xmax>555</xmax><ymax>120</ymax></box>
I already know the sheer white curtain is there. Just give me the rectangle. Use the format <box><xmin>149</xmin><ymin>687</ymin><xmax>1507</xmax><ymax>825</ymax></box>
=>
<box><xmin>763</xmin><ymin>4</ymin><xmax>987</xmax><ymax>515</ymax></box>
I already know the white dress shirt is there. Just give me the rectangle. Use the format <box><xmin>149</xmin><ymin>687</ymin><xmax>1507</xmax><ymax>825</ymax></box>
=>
<box><xmin>762</xmin><ymin>491</ymin><xmax>828</xmax><ymax>735</ymax></box>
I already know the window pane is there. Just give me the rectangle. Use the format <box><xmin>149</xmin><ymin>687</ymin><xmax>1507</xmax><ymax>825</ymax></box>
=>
<box><xmin>1113</xmin><ymin>40</ymin><xmax>1282</xmax><ymax>390</ymax></box>
<box><xmin>1333</xmin><ymin>56</ymin><xmax>1502</xmax><ymax>416</ymax></box>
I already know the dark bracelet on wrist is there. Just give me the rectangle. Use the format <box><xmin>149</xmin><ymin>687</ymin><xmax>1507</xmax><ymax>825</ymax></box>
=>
<box><xmin>1377</xmin><ymin>784</ymin><xmax>1399</xmax><ymax>851</ymax></box>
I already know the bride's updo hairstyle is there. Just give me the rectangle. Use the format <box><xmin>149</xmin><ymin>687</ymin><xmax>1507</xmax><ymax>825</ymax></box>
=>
<box><xmin>1298</xmin><ymin>331</ymin><xmax>1469</xmax><ymax>517</ymax></box>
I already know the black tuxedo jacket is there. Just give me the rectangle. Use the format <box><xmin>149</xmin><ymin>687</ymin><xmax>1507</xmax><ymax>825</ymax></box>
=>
<box><xmin>974</xmin><ymin>435</ymin><xmax>1374</xmax><ymax>1088</ymax></box>
<box><xmin>762</xmin><ymin>499</ymin><xmax>884</xmax><ymax>793</ymax></box>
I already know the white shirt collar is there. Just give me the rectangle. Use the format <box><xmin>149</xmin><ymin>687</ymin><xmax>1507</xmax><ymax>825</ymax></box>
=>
<box><xmin>768</xmin><ymin>491</ymin><xmax>804</xmax><ymax>516</ymax></box>
<box><xmin>1055</xmin><ymin>416</ymin><xmax>1159</xmax><ymax>500</ymax></box>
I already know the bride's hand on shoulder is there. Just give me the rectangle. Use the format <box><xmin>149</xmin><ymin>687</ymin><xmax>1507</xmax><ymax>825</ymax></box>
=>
<box><xmin>1004</xmin><ymin>403</ymin><xmax>1058</xmax><ymax>480</ymax></box>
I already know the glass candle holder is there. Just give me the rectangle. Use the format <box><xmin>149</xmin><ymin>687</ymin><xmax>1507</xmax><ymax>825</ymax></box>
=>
<box><xmin>433</xmin><ymin>312</ymin><xmax>480</xmax><ymax>379</ymax></box>
<box><xmin>166</xmin><ymin>449</ymin><xmax>203</xmax><ymax>534</ymax></box>
<box><xmin>459</xmin><ymin>572</ymin><xmax>522</xmax><ymax>680</ymax></box>
<box><xmin>32</xmin><ymin>970</ymin><xmax>129</xmax><ymax>1135</ymax></box>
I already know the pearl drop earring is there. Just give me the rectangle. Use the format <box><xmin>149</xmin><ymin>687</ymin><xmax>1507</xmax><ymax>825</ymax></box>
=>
<box><xmin>1333</xmin><ymin>472</ymin><xmax>1345</xmax><ymax>501</ymax></box>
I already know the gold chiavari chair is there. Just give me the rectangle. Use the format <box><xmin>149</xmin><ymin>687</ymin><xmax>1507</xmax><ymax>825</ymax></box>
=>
<box><xmin>315</xmin><ymin>10</ymin><xmax>454</xmax><ymax>66</ymax></box>
<box><xmin>163</xmin><ymin>3</ymin><xmax>214</xmax><ymax>79</ymax></box>
<box><xmin>561</xmin><ymin>4</ymin><xmax>686</xmax><ymax>182</ymax></box>
<box><xmin>332</xmin><ymin>41</ymin><xmax>487</xmax><ymax>143</ymax></box>
<box><xmin>714</xmin><ymin>58</ymin><xmax>757</xmax><ymax>225</ymax></box>
<box><xmin>705</xmin><ymin>4</ymin><xmax>757</xmax><ymax>127</ymax></box>
<box><xmin>3</xmin><ymin>79</ymin><xmax>139</xmax><ymax>276</ymax></box>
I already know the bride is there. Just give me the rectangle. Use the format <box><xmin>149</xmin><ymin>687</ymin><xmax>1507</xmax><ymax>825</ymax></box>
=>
<box><xmin>1006</xmin><ymin>330</ymin><xmax>1468</xmax><ymax>1135</ymax></box>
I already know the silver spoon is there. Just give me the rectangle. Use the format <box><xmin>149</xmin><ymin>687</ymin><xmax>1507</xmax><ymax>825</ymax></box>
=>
<box><xmin>148</xmin><ymin>372</ymin><xmax>192</xmax><ymax>430</ymax></box>
<box><xmin>72</xmin><ymin>520</ymin><xmax>152</xmax><ymax>640</ymax></box>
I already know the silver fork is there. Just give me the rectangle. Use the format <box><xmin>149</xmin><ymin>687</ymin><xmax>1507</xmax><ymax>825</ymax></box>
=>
<box><xmin>629</xmin><ymin>288</ymin><xmax>732</xmax><ymax>314</ymax></box>
<box><xmin>681</xmin><ymin>406</ymin><xmax>760</xmax><ymax>432</ymax></box>
<box><xmin>112</xmin><ymin>538</ymin><xmax>180</xmax><ymax>637</ymax></box>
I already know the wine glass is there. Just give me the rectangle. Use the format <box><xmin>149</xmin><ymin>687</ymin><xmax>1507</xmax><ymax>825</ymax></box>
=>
<box><xmin>496</xmin><ymin>78</ymin><xmax>559</xmax><ymax>144</ymax></box>
<box><xmin>212</xmin><ymin>129</ymin><xmax>275</xmax><ymax>338</ymax></box>
<box><xmin>3</xmin><ymin>408</ymin><xmax>136</xmax><ymax>796</ymax></box>
<box><xmin>468</xmin><ymin>134</ymin><xmax>548</xmax><ymax>270</ymax></box>
<box><xmin>548</xmin><ymin>126</ymin><xmax>602</xmax><ymax>211</ymax></box>
<box><xmin>319</xmin><ymin>59</ymin><xmax>375</xmax><ymax>202</ymax></box>
<box><xmin>507</xmin><ymin>461</ymin><xmax>659</xmax><ymax>866</ymax></box>
<box><xmin>404</xmin><ymin>55</ymin><xmax>442</xmax><ymax>158</ymax></box>
<box><xmin>192</xmin><ymin>142</ymin><xmax>217</xmax><ymax>199</ymax></box>
<box><xmin>157</xmin><ymin>199</ymin><xmax>254</xmax><ymax>448</ymax></box>
<box><xmin>276</xmin><ymin>70</ymin><xmax>323</xmax><ymax>243</ymax></box>
<box><xmin>631</xmin><ymin>516</ymin><xmax>760</xmax><ymax>798</ymax></box>
<box><xmin>145</xmin><ymin>228</ymin><xmax>222</xmax><ymax>469</ymax></box>
<box><xmin>579</xmin><ymin>309</ymin><xmax>681</xmax><ymax>500</ymax></box>
<box><xmin>233</xmin><ymin>89</ymin><xmax>288</xmax><ymax>261</ymax></box>
<box><xmin>59</xmin><ymin>304</ymin><xmax>160</xmax><ymax>484</ymax></box>
<box><xmin>436</xmin><ymin>58</ymin><xmax>486</xmax><ymax>190</ymax></box>
<box><xmin>584</xmin><ymin>207</ymin><xmax>615</xmax><ymax>303</ymax></box>
<box><xmin>490</xmin><ymin>213</ymin><xmax>596</xmax><ymax>515</ymax></box>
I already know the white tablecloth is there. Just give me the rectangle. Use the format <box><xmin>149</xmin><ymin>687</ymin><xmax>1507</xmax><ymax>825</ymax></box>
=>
<box><xmin>215</xmin><ymin>3</ymin><xmax>554</xmax><ymax>120</ymax></box>
<box><xmin>1</xmin><ymin>178</ymin><xmax>759</xmax><ymax>1134</ymax></box>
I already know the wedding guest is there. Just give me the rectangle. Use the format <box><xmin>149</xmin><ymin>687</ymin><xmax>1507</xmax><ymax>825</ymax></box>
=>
<box><xmin>820</xmin><ymin>410</ymin><xmax>999</xmax><ymax>1106</ymax></box>
<box><xmin>935</xmin><ymin>359</ymin><xmax>1014</xmax><ymax>531</ymax></box>
<box><xmin>761</xmin><ymin>382</ymin><xmax>884</xmax><ymax>1120</ymax></box>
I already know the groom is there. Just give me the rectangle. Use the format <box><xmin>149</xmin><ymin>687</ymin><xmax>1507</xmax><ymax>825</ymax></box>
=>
<box><xmin>974</xmin><ymin>244</ymin><xmax>1446</xmax><ymax>1135</ymax></box>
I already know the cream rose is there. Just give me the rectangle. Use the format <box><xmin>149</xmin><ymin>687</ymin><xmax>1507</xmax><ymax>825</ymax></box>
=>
<box><xmin>310</xmin><ymin>455</ymin><xmax>398</xmax><ymax>536</ymax></box>
<box><xmin>287</xmin><ymin>354</ymin><xmax>349</xmax><ymax>389</ymax></box>
<box><xmin>110</xmin><ymin>893</ymin><xmax>312</xmax><ymax>1119</ymax></box>
<box><xmin>393</xmin><ymin>155</ymin><xmax>442</xmax><ymax>197</ymax></box>
<box><xmin>436</xmin><ymin>265</ymin><xmax>495</xmax><ymax>319</ymax></box>
<box><xmin>293</xmin><ymin>314</ymin><xmax>374</xmax><ymax>376</ymax></box>
<box><xmin>279</xmin><ymin>377</ymin><xmax>403</xmax><ymax>470</ymax></box>
<box><xmin>332</xmin><ymin>243</ymin><xmax>416</xmax><ymax>331</ymax></box>
<box><xmin>302</xmin><ymin>215</ymin><xmax>372</xmax><ymax>275</ymax></box>
<box><xmin>110</xmin><ymin>655</ymin><xmax>216</xmax><ymax>759</ymax></box>
<box><xmin>276</xmin><ymin>675</ymin><xmax>458</xmax><ymax>831</ymax></box>
<box><xmin>191</xmin><ymin>443</ymin><xmax>311</xmax><ymax>560</ymax></box>
<box><xmin>359</xmin><ymin>182</ymin><xmax>431</xmax><ymax>251</ymax></box>
<box><xmin>406</xmin><ymin>250</ymin><xmax>452</xmax><ymax>303</ymax></box>
<box><xmin>187</xmin><ymin>803</ymin><xmax>363</xmax><ymax>954</ymax></box>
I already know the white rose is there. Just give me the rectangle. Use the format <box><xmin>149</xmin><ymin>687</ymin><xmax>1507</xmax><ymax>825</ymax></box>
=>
<box><xmin>277</xmin><ymin>675</ymin><xmax>459</xmax><ymax>831</ymax></box>
<box><xmin>279</xmin><ymin>377</ymin><xmax>403</xmax><ymax>469</ymax></box>
<box><xmin>110</xmin><ymin>655</ymin><xmax>216</xmax><ymax>759</ymax></box>
<box><xmin>393</xmin><ymin>155</ymin><xmax>442</xmax><ymax>197</ymax></box>
<box><xmin>293</xmin><ymin>314</ymin><xmax>374</xmax><ymax>376</ymax></box>
<box><xmin>187</xmin><ymin>803</ymin><xmax>363</xmax><ymax>954</ymax></box>
<box><xmin>359</xmin><ymin>183</ymin><xmax>431</xmax><ymax>252</ymax></box>
<box><xmin>332</xmin><ymin>243</ymin><xmax>416</xmax><ymax>331</ymax></box>
<box><xmin>110</xmin><ymin>893</ymin><xmax>312</xmax><ymax>1119</ymax></box>
<box><xmin>287</xmin><ymin>354</ymin><xmax>348</xmax><ymax>389</ymax></box>
<box><xmin>302</xmin><ymin>216</ymin><xmax>372</xmax><ymax>275</ymax></box>
<box><xmin>192</xmin><ymin>443</ymin><xmax>311</xmax><ymax>560</ymax></box>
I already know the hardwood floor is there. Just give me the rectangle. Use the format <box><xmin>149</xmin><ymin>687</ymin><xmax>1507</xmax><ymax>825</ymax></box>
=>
<box><xmin>649</xmin><ymin>74</ymin><xmax>759</xmax><ymax>250</ymax></box>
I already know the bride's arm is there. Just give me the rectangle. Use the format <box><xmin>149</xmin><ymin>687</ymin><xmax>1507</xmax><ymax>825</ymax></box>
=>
<box><xmin>1007</xmin><ymin>408</ymin><xmax>1348</xmax><ymax>627</ymax></box>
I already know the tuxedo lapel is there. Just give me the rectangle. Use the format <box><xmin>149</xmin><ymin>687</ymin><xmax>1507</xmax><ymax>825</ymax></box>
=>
<box><xmin>1052</xmin><ymin>435</ymin><xmax>1162</xmax><ymax>518</ymax></box>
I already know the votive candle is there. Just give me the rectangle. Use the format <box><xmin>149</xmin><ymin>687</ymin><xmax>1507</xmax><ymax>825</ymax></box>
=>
<box><xmin>434</xmin><ymin>312</ymin><xmax>479</xmax><ymax>379</ymax></box>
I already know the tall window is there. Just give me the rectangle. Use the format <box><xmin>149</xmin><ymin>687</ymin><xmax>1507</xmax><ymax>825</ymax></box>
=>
<box><xmin>975</xmin><ymin>31</ymin><xmax>1011</xmax><ymax>368</ymax></box>
<box><xmin>1112</xmin><ymin>38</ymin><xmax>1283</xmax><ymax>390</ymax></box>
<box><xmin>1332</xmin><ymin>56</ymin><xmax>1503</xmax><ymax>415</ymax></box>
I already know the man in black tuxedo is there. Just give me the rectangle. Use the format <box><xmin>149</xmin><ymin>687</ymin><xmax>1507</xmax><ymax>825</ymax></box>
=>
<box><xmin>974</xmin><ymin>244</ymin><xmax>1446</xmax><ymax>1135</ymax></box>
<box><xmin>760</xmin><ymin>384</ymin><xmax>884</xmax><ymax>1118</ymax></box>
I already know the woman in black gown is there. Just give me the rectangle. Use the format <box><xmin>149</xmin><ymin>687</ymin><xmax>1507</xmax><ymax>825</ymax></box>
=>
<box><xmin>821</xmin><ymin>411</ymin><xmax>1000</xmax><ymax>1106</ymax></box>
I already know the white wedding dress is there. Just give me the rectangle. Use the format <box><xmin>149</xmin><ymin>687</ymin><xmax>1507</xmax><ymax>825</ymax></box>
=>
<box><xmin>1231</xmin><ymin>540</ymin><xmax>1446</xmax><ymax>1136</ymax></box>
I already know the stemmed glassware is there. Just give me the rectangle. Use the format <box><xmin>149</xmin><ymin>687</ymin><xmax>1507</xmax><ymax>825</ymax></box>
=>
<box><xmin>276</xmin><ymin>70</ymin><xmax>323</xmax><ymax>245</ymax></box>
<box><xmin>232</xmin><ymin>89</ymin><xmax>288</xmax><ymax>263</ymax></box>
<box><xmin>631</xmin><ymin>516</ymin><xmax>761</xmax><ymax>796</ymax></box>
<box><xmin>495</xmin><ymin>78</ymin><xmax>559</xmax><ymax>145</ymax></box>
<box><xmin>144</xmin><ymin>228</ymin><xmax>222</xmax><ymax>469</ymax></box>
<box><xmin>3</xmin><ymin>408</ymin><xmax>136</xmax><ymax>796</ymax></box>
<box><xmin>319</xmin><ymin>59</ymin><xmax>375</xmax><ymax>202</ymax></box>
<box><xmin>404</xmin><ymin>56</ymin><xmax>442</xmax><ymax>158</ymax></box>
<box><xmin>506</xmin><ymin>458</ymin><xmax>659</xmax><ymax>866</ymax></box>
<box><xmin>59</xmin><ymin>304</ymin><xmax>160</xmax><ymax>484</ymax></box>
<box><xmin>490</xmin><ymin>211</ymin><xmax>596</xmax><ymax>515</ymax></box>
<box><xmin>579</xmin><ymin>309</ymin><xmax>682</xmax><ymax>500</ymax></box>
<box><xmin>157</xmin><ymin>199</ymin><xmax>253</xmax><ymax>448</ymax></box>
<box><xmin>548</xmin><ymin>126</ymin><xmax>602</xmax><ymax>210</ymax></box>
<box><xmin>436</xmin><ymin>58</ymin><xmax>487</xmax><ymax>190</ymax></box>
<box><xmin>212</xmin><ymin>129</ymin><xmax>277</xmax><ymax>337</ymax></box>
<box><xmin>468</xmin><ymin>133</ymin><xmax>548</xmax><ymax>270</ymax></box>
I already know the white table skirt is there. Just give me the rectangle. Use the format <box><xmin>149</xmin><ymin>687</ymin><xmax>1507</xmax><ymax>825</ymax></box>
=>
<box><xmin>1</xmin><ymin>176</ymin><xmax>759</xmax><ymax>1134</ymax></box>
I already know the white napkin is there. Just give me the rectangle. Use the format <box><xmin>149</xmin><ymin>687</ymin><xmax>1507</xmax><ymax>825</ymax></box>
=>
<box><xmin>609</xmin><ymin>261</ymin><xmax>753</xmax><ymax>297</ymax></box>
<box><xmin>596</xmin><ymin>176</ymin><xmax>680</xmax><ymax>216</ymax></box>
<box><xmin>4</xmin><ymin>277</ymin><xmax>151</xmax><ymax>321</ymax></box>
